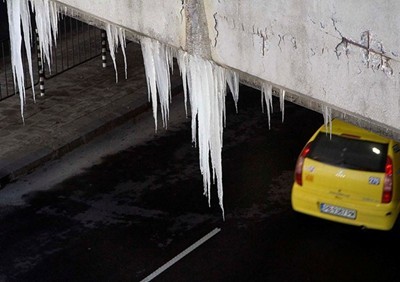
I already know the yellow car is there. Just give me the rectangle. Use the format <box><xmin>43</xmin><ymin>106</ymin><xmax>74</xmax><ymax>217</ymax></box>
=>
<box><xmin>291</xmin><ymin>119</ymin><xmax>400</xmax><ymax>230</ymax></box>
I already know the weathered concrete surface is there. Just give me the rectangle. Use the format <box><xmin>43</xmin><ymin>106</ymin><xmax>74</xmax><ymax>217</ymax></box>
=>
<box><xmin>55</xmin><ymin>0</ymin><xmax>186</xmax><ymax>48</ymax></box>
<box><xmin>54</xmin><ymin>0</ymin><xmax>400</xmax><ymax>139</ymax></box>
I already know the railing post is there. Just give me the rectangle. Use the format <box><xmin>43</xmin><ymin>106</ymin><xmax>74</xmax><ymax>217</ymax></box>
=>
<box><xmin>101</xmin><ymin>29</ymin><xmax>107</xmax><ymax>68</ymax></box>
<box><xmin>36</xmin><ymin>29</ymin><xmax>45</xmax><ymax>97</ymax></box>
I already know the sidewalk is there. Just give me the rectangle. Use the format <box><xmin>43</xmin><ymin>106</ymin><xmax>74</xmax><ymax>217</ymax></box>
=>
<box><xmin>0</xmin><ymin>42</ymin><xmax>182</xmax><ymax>188</ymax></box>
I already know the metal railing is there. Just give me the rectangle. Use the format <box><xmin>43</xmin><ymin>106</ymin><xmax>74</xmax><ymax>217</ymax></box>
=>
<box><xmin>0</xmin><ymin>16</ymin><xmax>103</xmax><ymax>101</ymax></box>
<box><xmin>0</xmin><ymin>39</ymin><xmax>40</xmax><ymax>100</ymax></box>
<box><xmin>45</xmin><ymin>16</ymin><xmax>103</xmax><ymax>78</ymax></box>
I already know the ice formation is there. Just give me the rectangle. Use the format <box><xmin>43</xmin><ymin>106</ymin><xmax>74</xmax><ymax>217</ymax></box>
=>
<box><xmin>279</xmin><ymin>89</ymin><xmax>285</xmax><ymax>122</ymax></box>
<box><xmin>261</xmin><ymin>82</ymin><xmax>273</xmax><ymax>129</ymax></box>
<box><xmin>30</xmin><ymin>0</ymin><xmax>59</xmax><ymax>73</ymax></box>
<box><xmin>183</xmin><ymin>54</ymin><xmax>228</xmax><ymax>218</ymax></box>
<box><xmin>141</xmin><ymin>37</ymin><xmax>175</xmax><ymax>131</ymax></box>
<box><xmin>176</xmin><ymin>50</ymin><xmax>189</xmax><ymax>115</ymax></box>
<box><xmin>262</xmin><ymin>85</ymin><xmax>286</xmax><ymax>126</ymax></box>
<box><xmin>323</xmin><ymin>105</ymin><xmax>332</xmax><ymax>137</ymax></box>
<box><xmin>142</xmin><ymin>38</ymin><xmax>240</xmax><ymax>218</ymax></box>
<box><xmin>226</xmin><ymin>71</ymin><xmax>239</xmax><ymax>112</ymax></box>
<box><xmin>7</xmin><ymin>0</ymin><xmax>60</xmax><ymax>121</ymax></box>
<box><xmin>179</xmin><ymin>52</ymin><xmax>240</xmax><ymax>219</ymax></box>
<box><xmin>6</xmin><ymin>0</ymin><xmax>34</xmax><ymax>121</ymax></box>
<box><xmin>106</xmin><ymin>23</ymin><xmax>128</xmax><ymax>83</ymax></box>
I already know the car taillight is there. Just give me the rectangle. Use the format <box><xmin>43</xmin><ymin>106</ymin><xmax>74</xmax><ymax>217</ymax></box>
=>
<box><xmin>295</xmin><ymin>142</ymin><xmax>312</xmax><ymax>186</ymax></box>
<box><xmin>382</xmin><ymin>156</ymin><xmax>393</xmax><ymax>204</ymax></box>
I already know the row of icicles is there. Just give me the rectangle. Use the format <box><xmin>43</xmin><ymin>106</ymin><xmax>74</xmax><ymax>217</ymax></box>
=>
<box><xmin>6</xmin><ymin>0</ymin><xmax>332</xmax><ymax>219</ymax></box>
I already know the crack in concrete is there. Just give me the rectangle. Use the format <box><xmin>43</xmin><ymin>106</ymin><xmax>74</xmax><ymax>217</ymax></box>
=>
<box><xmin>180</xmin><ymin>0</ymin><xmax>185</xmax><ymax>22</ymax></box>
<box><xmin>334</xmin><ymin>38</ymin><xmax>349</xmax><ymax>59</ymax></box>
<box><xmin>331</xmin><ymin>16</ymin><xmax>343</xmax><ymax>38</ymax></box>
<box><xmin>290</xmin><ymin>36</ymin><xmax>297</xmax><ymax>49</ymax></box>
<box><xmin>213</xmin><ymin>12</ymin><xmax>219</xmax><ymax>47</ymax></box>
<box><xmin>255</xmin><ymin>27</ymin><xmax>268</xmax><ymax>56</ymax></box>
<box><xmin>277</xmin><ymin>34</ymin><xmax>283</xmax><ymax>52</ymax></box>
<box><xmin>308</xmin><ymin>16</ymin><xmax>316</xmax><ymax>25</ymax></box>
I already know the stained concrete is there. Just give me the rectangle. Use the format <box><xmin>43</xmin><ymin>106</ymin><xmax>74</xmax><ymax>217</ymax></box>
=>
<box><xmin>51</xmin><ymin>0</ymin><xmax>400</xmax><ymax>140</ymax></box>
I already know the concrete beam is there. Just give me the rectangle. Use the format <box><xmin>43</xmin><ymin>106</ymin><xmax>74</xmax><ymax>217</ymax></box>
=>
<box><xmin>54</xmin><ymin>0</ymin><xmax>400</xmax><ymax>140</ymax></box>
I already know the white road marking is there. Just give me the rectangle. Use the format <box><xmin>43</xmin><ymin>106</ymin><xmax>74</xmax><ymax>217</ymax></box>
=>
<box><xmin>141</xmin><ymin>227</ymin><xmax>221</xmax><ymax>282</ymax></box>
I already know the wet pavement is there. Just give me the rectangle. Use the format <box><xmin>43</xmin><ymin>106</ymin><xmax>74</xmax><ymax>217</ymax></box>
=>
<box><xmin>0</xmin><ymin>84</ymin><xmax>327</xmax><ymax>281</ymax></box>
<box><xmin>0</xmin><ymin>42</ymin><xmax>182</xmax><ymax>188</ymax></box>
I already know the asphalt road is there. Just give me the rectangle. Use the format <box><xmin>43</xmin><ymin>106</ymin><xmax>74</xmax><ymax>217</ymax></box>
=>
<box><xmin>1</xmin><ymin>85</ymin><xmax>399</xmax><ymax>282</ymax></box>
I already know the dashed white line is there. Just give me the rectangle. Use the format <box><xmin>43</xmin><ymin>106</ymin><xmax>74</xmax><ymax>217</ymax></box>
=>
<box><xmin>141</xmin><ymin>227</ymin><xmax>221</xmax><ymax>282</ymax></box>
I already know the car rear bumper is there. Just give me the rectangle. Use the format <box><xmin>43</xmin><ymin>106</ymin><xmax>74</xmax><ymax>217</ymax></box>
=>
<box><xmin>291</xmin><ymin>184</ymin><xmax>398</xmax><ymax>231</ymax></box>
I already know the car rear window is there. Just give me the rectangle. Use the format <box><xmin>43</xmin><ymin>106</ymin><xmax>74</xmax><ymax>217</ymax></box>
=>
<box><xmin>308</xmin><ymin>133</ymin><xmax>388</xmax><ymax>172</ymax></box>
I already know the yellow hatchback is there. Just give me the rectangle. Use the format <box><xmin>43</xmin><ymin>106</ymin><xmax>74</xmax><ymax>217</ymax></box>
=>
<box><xmin>291</xmin><ymin>119</ymin><xmax>400</xmax><ymax>230</ymax></box>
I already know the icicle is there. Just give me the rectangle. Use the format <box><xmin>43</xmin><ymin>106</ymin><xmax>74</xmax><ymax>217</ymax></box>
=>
<box><xmin>141</xmin><ymin>38</ymin><xmax>158</xmax><ymax>131</ymax></box>
<box><xmin>118</xmin><ymin>27</ymin><xmax>128</xmax><ymax>80</ymax></box>
<box><xmin>226</xmin><ymin>70</ymin><xmax>239</xmax><ymax>113</ymax></box>
<box><xmin>177</xmin><ymin>50</ymin><xmax>189</xmax><ymax>116</ymax></box>
<box><xmin>106</xmin><ymin>23</ymin><xmax>127</xmax><ymax>83</ymax></box>
<box><xmin>141</xmin><ymin>37</ymin><xmax>173</xmax><ymax>130</ymax></box>
<box><xmin>30</xmin><ymin>0</ymin><xmax>59</xmax><ymax>73</ymax></box>
<box><xmin>7</xmin><ymin>0</ymin><xmax>31</xmax><ymax>122</ymax></box>
<box><xmin>323</xmin><ymin>105</ymin><xmax>332</xmax><ymax>138</ymax></box>
<box><xmin>20</xmin><ymin>0</ymin><xmax>35</xmax><ymax>102</ymax></box>
<box><xmin>279</xmin><ymin>89</ymin><xmax>285</xmax><ymax>123</ymax></box>
<box><xmin>155</xmin><ymin>42</ymin><xmax>173</xmax><ymax>129</ymax></box>
<box><xmin>7</xmin><ymin>0</ymin><xmax>25</xmax><ymax>121</ymax></box>
<box><xmin>261</xmin><ymin>82</ymin><xmax>273</xmax><ymax>129</ymax></box>
<box><xmin>7</xmin><ymin>0</ymin><xmax>61</xmax><ymax>121</ymax></box>
<box><xmin>167</xmin><ymin>47</ymin><xmax>175</xmax><ymax>75</ymax></box>
<box><xmin>177</xmin><ymin>53</ymin><xmax>227</xmax><ymax>219</ymax></box>
<box><xmin>106</xmin><ymin>24</ymin><xmax>118</xmax><ymax>82</ymax></box>
<box><xmin>142</xmin><ymin>45</ymin><xmax>227</xmax><ymax>217</ymax></box>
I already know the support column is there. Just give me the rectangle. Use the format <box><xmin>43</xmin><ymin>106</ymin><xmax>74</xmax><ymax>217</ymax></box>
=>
<box><xmin>36</xmin><ymin>29</ymin><xmax>45</xmax><ymax>97</ymax></box>
<box><xmin>101</xmin><ymin>29</ymin><xmax>107</xmax><ymax>68</ymax></box>
<box><xmin>185</xmin><ymin>0</ymin><xmax>212</xmax><ymax>59</ymax></box>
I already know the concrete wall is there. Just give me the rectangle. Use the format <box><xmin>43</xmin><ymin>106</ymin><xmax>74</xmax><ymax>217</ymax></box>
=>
<box><xmin>55</xmin><ymin>0</ymin><xmax>400</xmax><ymax>139</ymax></box>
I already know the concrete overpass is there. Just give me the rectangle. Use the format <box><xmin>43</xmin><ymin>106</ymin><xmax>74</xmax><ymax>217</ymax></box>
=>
<box><xmin>6</xmin><ymin>0</ymin><xmax>400</xmax><ymax>215</ymax></box>
<box><xmin>45</xmin><ymin>0</ymin><xmax>400</xmax><ymax>140</ymax></box>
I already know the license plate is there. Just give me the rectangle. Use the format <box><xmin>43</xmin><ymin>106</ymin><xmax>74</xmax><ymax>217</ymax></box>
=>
<box><xmin>320</xmin><ymin>203</ymin><xmax>357</xmax><ymax>220</ymax></box>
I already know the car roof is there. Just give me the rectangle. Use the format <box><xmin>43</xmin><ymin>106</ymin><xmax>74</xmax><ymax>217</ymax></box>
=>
<box><xmin>318</xmin><ymin>119</ymin><xmax>391</xmax><ymax>144</ymax></box>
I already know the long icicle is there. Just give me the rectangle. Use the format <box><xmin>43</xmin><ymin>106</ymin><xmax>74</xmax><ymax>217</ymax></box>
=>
<box><xmin>184</xmin><ymin>54</ymin><xmax>227</xmax><ymax>219</ymax></box>
<box><xmin>118</xmin><ymin>28</ymin><xmax>128</xmax><ymax>80</ymax></box>
<box><xmin>141</xmin><ymin>37</ymin><xmax>173</xmax><ymax>131</ymax></box>
<box><xmin>177</xmin><ymin>50</ymin><xmax>189</xmax><ymax>116</ymax></box>
<box><xmin>21</xmin><ymin>0</ymin><xmax>35</xmax><ymax>102</ymax></box>
<box><xmin>30</xmin><ymin>0</ymin><xmax>59</xmax><ymax>74</ymax></box>
<box><xmin>279</xmin><ymin>89</ymin><xmax>285</xmax><ymax>123</ymax></box>
<box><xmin>226</xmin><ymin>70</ymin><xmax>239</xmax><ymax>113</ymax></box>
<box><xmin>142</xmin><ymin>43</ymin><xmax>228</xmax><ymax>218</ymax></box>
<box><xmin>7</xmin><ymin>0</ymin><xmax>61</xmax><ymax>122</ymax></box>
<box><xmin>7</xmin><ymin>0</ymin><xmax>27</xmax><ymax>122</ymax></box>
<box><xmin>105</xmin><ymin>23</ymin><xmax>128</xmax><ymax>83</ymax></box>
<box><xmin>261</xmin><ymin>82</ymin><xmax>273</xmax><ymax>129</ymax></box>
<box><xmin>106</xmin><ymin>23</ymin><xmax>125</xmax><ymax>83</ymax></box>
<box><xmin>323</xmin><ymin>105</ymin><xmax>332</xmax><ymax>138</ymax></box>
